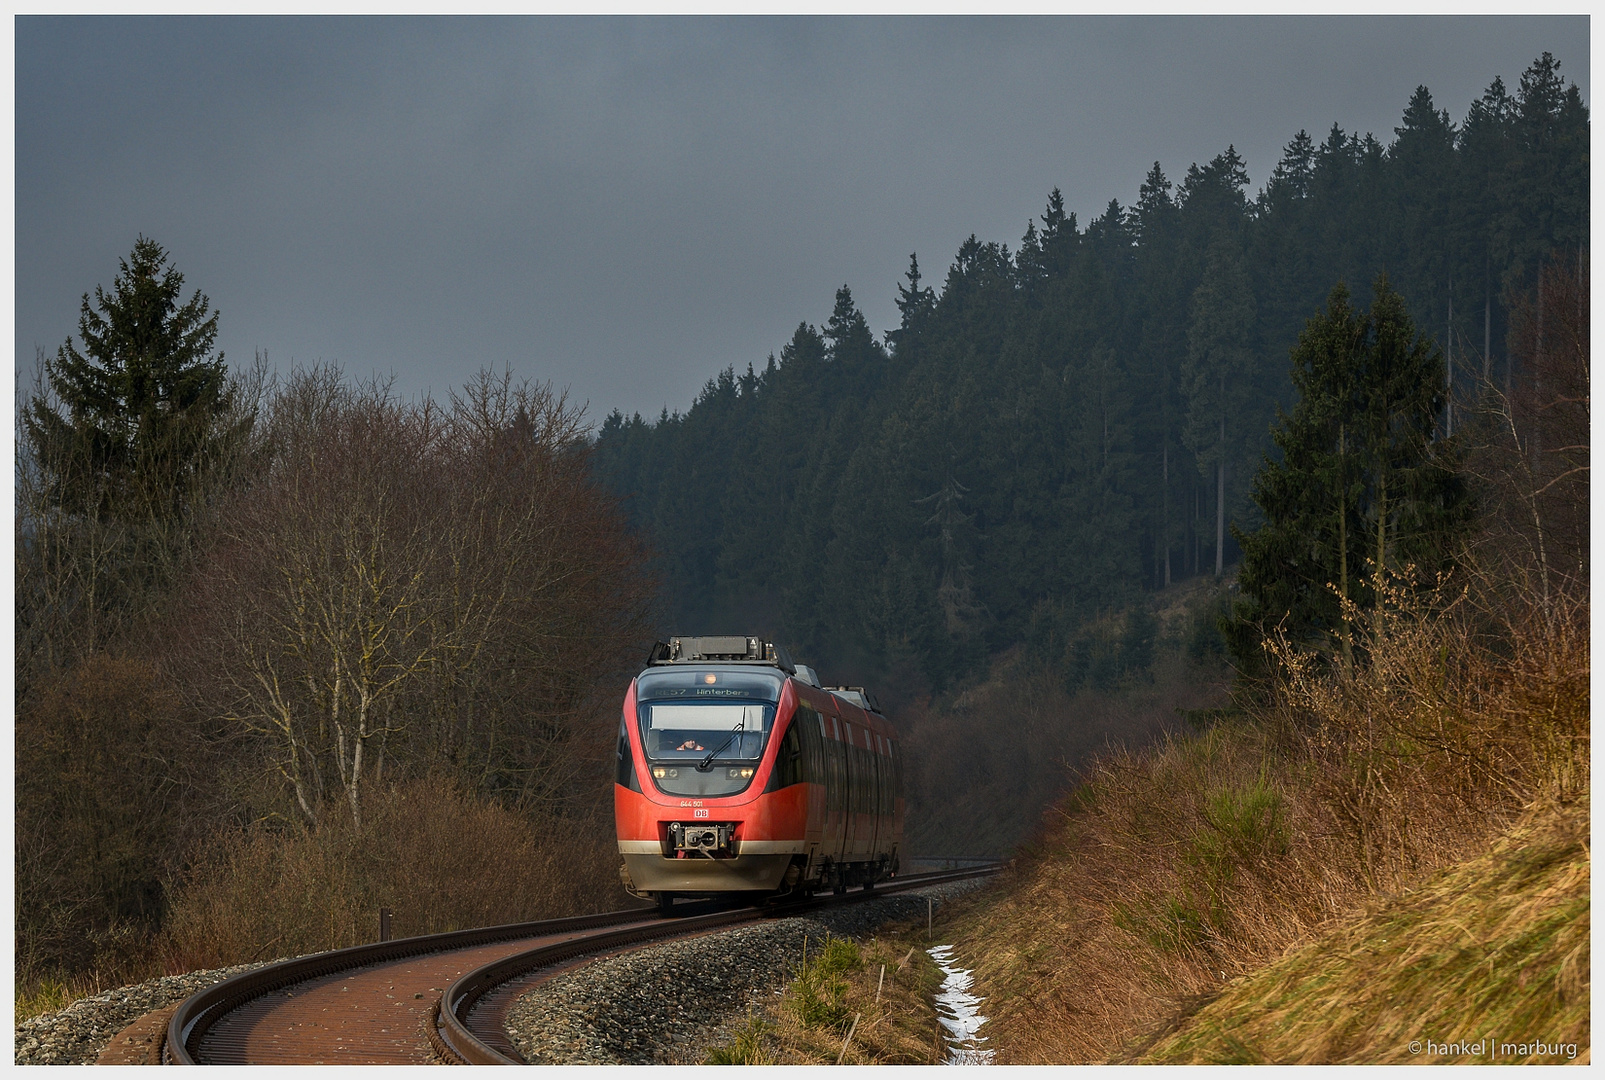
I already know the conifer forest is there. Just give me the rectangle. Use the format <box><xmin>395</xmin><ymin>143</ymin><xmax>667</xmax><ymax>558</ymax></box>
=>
<box><xmin>593</xmin><ymin>55</ymin><xmax>1587</xmax><ymax>692</ymax></box>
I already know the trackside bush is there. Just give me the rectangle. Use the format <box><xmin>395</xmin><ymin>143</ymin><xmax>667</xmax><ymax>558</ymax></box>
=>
<box><xmin>158</xmin><ymin>777</ymin><xmax>627</xmax><ymax>971</ymax></box>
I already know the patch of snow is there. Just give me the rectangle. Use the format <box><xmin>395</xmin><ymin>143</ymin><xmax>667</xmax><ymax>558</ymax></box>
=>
<box><xmin>927</xmin><ymin>945</ymin><xmax>994</xmax><ymax>1065</ymax></box>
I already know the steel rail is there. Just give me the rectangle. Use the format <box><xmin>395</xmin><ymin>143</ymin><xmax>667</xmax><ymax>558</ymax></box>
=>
<box><xmin>163</xmin><ymin>864</ymin><xmax>999</xmax><ymax>1065</ymax></box>
<box><xmin>433</xmin><ymin>864</ymin><xmax>1001</xmax><ymax>1065</ymax></box>
<box><xmin>161</xmin><ymin>905</ymin><xmax>657</xmax><ymax>1065</ymax></box>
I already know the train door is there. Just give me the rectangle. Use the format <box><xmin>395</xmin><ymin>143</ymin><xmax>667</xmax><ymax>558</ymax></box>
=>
<box><xmin>850</xmin><ymin>723</ymin><xmax>870</xmax><ymax>861</ymax></box>
<box><xmin>842</xmin><ymin>723</ymin><xmax>856</xmax><ymax>860</ymax></box>
<box><xmin>795</xmin><ymin>704</ymin><xmax>826</xmax><ymax>855</ymax></box>
<box><xmin>841</xmin><ymin>716</ymin><xmax>859</xmax><ymax>861</ymax></box>
<box><xmin>824</xmin><ymin>703</ymin><xmax>848</xmax><ymax>867</ymax></box>
<box><xmin>873</xmin><ymin>728</ymin><xmax>885</xmax><ymax>866</ymax></box>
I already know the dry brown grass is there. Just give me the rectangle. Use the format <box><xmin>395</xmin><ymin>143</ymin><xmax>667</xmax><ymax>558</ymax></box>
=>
<box><xmin>157</xmin><ymin>776</ymin><xmax>634</xmax><ymax>971</ymax></box>
<box><xmin>943</xmin><ymin>575</ymin><xmax>1588</xmax><ymax>1063</ymax></box>
<box><xmin>1136</xmin><ymin>794</ymin><xmax>1589</xmax><ymax>1063</ymax></box>
<box><xmin>698</xmin><ymin>926</ymin><xmax>948</xmax><ymax>1065</ymax></box>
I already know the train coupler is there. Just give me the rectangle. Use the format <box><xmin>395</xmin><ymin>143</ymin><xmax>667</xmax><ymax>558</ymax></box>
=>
<box><xmin>667</xmin><ymin>821</ymin><xmax>736</xmax><ymax>857</ymax></box>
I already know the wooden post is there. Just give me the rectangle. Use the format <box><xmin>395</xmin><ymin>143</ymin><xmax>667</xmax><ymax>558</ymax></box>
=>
<box><xmin>837</xmin><ymin>1013</ymin><xmax>862</xmax><ymax>1064</ymax></box>
<box><xmin>379</xmin><ymin>907</ymin><xmax>392</xmax><ymax>943</ymax></box>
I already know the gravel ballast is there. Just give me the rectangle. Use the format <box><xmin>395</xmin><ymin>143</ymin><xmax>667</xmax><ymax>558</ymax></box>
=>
<box><xmin>506</xmin><ymin>879</ymin><xmax>987</xmax><ymax>1065</ymax></box>
<box><xmin>14</xmin><ymin>961</ymin><xmax>281</xmax><ymax>1066</ymax></box>
<box><xmin>14</xmin><ymin>878</ymin><xmax>987</xmax><ymax>1066</ymax></box>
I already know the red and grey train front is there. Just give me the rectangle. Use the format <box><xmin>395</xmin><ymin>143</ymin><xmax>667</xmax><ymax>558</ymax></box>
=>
<box><xmin>614</xmin><ymin>635</ymin><xmax>899</xmax><ymax>907</ymax></box>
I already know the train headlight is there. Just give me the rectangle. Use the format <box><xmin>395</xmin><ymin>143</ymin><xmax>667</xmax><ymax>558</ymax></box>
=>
<box><xmin>728</xmin><ymin>767</ymin><xmax>754</xmax><ymax>779</ymax></box>
<box><xmin>652</xmin><ymin>767</ymin><xmax>680</xmax><ymax>779</ymax></box>
<box><xmin>653</xmin><ymin>767</ymin><xmax>666</xmax><ymax>778</ymax></box>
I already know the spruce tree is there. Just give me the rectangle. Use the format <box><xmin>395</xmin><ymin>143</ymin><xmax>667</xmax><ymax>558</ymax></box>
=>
<box><xmin>25</xmin><ymin>236</ymin><xmax>232</xmax><ymax>519</ymax></box>
<box><xmin>888</xmin><ymin>254</ymin><xmax>936</xmax><ymax>358</ymax></box>
<box><xmin>1230</xmin><ymin>276</ymin><xmax>1471</xmax><ymax>673</ymax></box>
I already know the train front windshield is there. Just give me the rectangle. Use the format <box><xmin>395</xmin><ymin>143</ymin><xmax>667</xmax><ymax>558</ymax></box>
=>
<box><xmin>635</xmin><ymin>668</ymin><xmax>782</xmax><ymax>797</ymax></box>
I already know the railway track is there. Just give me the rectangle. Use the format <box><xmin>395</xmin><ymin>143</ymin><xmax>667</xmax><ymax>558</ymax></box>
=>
<box><xmin>161</xmin><ymin>866</ymin><xmax>997</xmax><ymax>1065</ymax></box>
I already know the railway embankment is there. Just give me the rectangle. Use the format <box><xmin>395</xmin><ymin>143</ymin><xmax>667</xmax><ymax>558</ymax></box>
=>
<box><xmin>14</xmin><ymin>962</ymin><xmax>274</xmax><ymax>1066</ymax></box>
<box><xmin>508</xmin><ymin>879</ymin><xmax>982</xmax><ymax>1064</ymax></box>
<box><xmin>13</xmin><ymin>879</ymin><xmax>983</xmax><ymax>1065</ymax></box>
<box><xmin>1132</xmin><ymin>795</ymin><xmax>1589</xmax><ymax>1064</ymax></box>
<box><xmin>930</xmin><ymin>584</ymin><xmax>1588</xmax><ymax>1063</ymax></box>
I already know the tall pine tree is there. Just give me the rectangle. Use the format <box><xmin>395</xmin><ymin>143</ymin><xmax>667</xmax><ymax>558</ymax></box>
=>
<box><xmin>25</xmin><ymin>236</ymin><xmax>233</xmax><ymax>520</ymax></box>
<box><xmin>1231</xmin><ymin>276</ymin><xmax>1471</xmax><ymax>673</ymax></box>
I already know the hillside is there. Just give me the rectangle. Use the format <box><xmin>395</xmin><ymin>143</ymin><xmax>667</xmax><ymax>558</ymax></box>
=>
<box><xmin>1134</xmin><ymin>796</ymin><xmax>1589</xmax><ymax>1064</ymax></box>
<box><xmin>930</xmin><ymin>561</ymin><xmax>1587</xmax><ymax>1063</ymax></box>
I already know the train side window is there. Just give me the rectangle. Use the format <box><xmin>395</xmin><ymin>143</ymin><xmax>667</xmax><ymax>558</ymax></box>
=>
<box><xmin>797</xmin><ymin>705</ymin><xmax>823</xmax><ymax>784</ymax></box>
<box><xmin>767</xmin><ymin>720</ymin><xmax>805</xmax><ymax>790</ymax></box>
<box><xmin>842</xmin><ymin>742</ymin><xmax>852</xmax><ymax>813</ymax></box>
<box><xmin>615</xmin><ymin>717</ymin><xmax>641</xmax><ymax>792</ymax></box>
<box><xmin>840</xmin><ymin>738</ymin><xmax>851</xmax><ymax>814</ymax></box>
<box><xmin>827</xmin><ymin>731</ymin><xmax>842</xmax><ymax>811</ymax></box>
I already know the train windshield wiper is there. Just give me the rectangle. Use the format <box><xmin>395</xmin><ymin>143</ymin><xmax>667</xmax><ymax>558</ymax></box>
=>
<box><xmin>697</xmin><ymin>720</ymin><xmax>744</xmax><ymax>771</ymax></box>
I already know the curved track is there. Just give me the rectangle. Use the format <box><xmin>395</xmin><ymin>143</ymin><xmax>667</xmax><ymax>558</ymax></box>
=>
<box><xmin>164</xmin><ymin>867</ymin><xmax>997</xmax><ymax>1065</ymax></box>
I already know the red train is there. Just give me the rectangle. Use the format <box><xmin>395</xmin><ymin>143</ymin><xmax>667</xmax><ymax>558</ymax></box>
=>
<box><xmin>615</xmin><ymin>636</ymin><xmax>903</xmax><ymax>910</ymax></box>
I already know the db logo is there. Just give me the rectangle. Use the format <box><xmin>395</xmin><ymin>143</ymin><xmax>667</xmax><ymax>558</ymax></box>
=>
<box><xmin>694</xmin><ymin>808</ymin><xmax>710</xmax><ymax>818</ymax></box>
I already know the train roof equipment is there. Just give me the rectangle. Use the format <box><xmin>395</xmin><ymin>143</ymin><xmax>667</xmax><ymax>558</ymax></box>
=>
<box><xmin>825</xmin><ymin>686</ymin><xmax>883</xmax><ymax>715</ymax></box>
<box><xmin>642</xmin><ymin>638</ymin><xmax>859</xmax><ymax>698</ymax></box>
<box><xmin>645</xmin><ymin>636</ymin><xmax>796</xmax><ymax>674</ymax></box>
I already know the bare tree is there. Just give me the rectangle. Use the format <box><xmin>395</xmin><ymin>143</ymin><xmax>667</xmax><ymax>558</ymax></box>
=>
<box><xmin>1465</xmin><ymin>250</ymin><xmax>1589</xmax><ymax>608</ymax></box>
<box><xmin>174</xmin><ymin>366</ymin><xmax>652</xmax><ymax>828</ymax></box>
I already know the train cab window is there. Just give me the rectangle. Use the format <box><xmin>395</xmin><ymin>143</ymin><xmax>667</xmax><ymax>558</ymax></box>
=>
<box><xmin>634</xmin><ymin>668</ymin><xmax>780</xmax><ymax>798</ymax></box>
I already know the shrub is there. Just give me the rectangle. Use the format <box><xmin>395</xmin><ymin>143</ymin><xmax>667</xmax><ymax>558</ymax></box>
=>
<box><xmin>789</xmin><ymin>936</ymin><xmax>861</xmax><ymax>1029</ymax></box>
<box><xmin>158</xmin><ymin>776</ymin><xmax>628</xmax><ymax>971</ymax></box>
<box><xmin>14</xmin><ymin>655</ymin><xmax>209</xmax><ymax>984</ymax></box>
<box><xmin>704</xmin><ymin>1014</ymin><xmax>774</xmax><ymax>1064</ymax></box>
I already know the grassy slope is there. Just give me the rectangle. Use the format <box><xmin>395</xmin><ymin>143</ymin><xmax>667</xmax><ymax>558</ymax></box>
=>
<box><xmin>697</xmin><ymin>925</ymin><xmax>947</xmax><ymax>1064</ymax></box>
<box><xmin>941</xmin><ymin>786</ymin><xmax>1589</xmax><ymax>1064</ymax></box>
<box><xmin>932</xmin><ymin>565</ymin><xmax>1590</xmax><ymax>1064</ymax></box>
<box><xmin>1134</xmin><ymin>796</ymin><xmax>1590</xmax><ymax>1064</ymax></box>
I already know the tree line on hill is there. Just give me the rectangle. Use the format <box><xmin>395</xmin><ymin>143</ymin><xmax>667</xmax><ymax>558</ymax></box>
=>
<box><xmin>591</xmin><ymin>54</ymin><xmax>1587</xmax><ymax>693</ymax></box>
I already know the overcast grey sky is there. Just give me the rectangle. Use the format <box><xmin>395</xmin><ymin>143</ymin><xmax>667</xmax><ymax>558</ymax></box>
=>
<box><xmin>15</xmin><ymin>16</ymin><xmax>1589</xmax><ymax>424</ymax></box>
